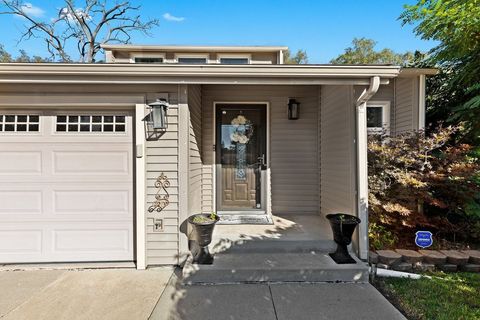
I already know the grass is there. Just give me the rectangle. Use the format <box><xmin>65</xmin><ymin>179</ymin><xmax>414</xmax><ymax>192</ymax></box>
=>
<box><xmin>374</xmin><ymin>272</ymin><xmax>480</xmax><ymax>320</ymax></box>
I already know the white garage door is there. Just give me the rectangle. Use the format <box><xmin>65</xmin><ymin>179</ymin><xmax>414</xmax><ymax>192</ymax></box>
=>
<box><xmin>0</xmin><ymin>110</ymin><xmax>134</xmax><ymax>263</ymax></box>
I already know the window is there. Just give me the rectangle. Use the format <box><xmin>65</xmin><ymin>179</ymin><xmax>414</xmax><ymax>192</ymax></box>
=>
<box><xmin>367</xmin><ymin>102</ymin><xmax>390</xmax><ymax>135</ymax></box>
<box><xmin>55</xmin><ymin>115</ymin><xmax>126</xmax><ymax>133</ymax></box>
<box><xmin>0</xmin><ymin>114</ymin><xmax>39</xmax><ymax>132</ymax></box>
<box><xmin>217</xmin><ymin>54</ymin><xmax>251</xmax><ymax>65</ymax></box>
<box><xmin>134</xmin><ymin>57</ymin><xmax>163</xmax><ymax>64</ymax></box>
<box><xmin>177</xmin><ymin>57</ymin><xmax>208</xmax><ymax>64</ymax></box>
<box><xmin>219</xmin><ymin>58</ymin><xmax>249</xmax><ymax>65</ymax></box>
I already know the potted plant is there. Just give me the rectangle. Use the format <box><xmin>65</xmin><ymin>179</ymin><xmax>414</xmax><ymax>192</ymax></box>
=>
<box><xmin>188</xmin><ymin>212</ymin><xmax>220</xmax><ymax>264</ymax></box>
<box><xmin>326</xmin><ymin>213</ymin><xmax>361</xmax><ymax>264</ymax></box>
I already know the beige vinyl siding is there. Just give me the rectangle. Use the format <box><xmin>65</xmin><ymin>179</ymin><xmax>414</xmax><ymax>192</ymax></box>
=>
<box><xmin>188</xmin><ymin>84</ymin><xmax>203</xmax><ymax>215</ymax></box>
<box><xmin>109</xmin><ymin>51</ymin><xmax>279</xmax><ymax>64</ymax></box>
<box><xmin>355</xmin><ymin>80</ymin><xmax>420</xmax><ymax>135</ymax></box>
<box><xmin>394</xmin><ymin>77</ymin><xmax>419</xmax><ymax>133</ymax></box>
<box><xmin>0</xmin><ymin>83</ymin><xmax>182</xmax><ymax>266</ymax></box>
<box><xmin>201</xmin><ymin>85</ymin><xmax>320</xmax><ymax>215</ymax></box>
<box><xmin>320</xmin><ymin>85</ymin><xmax>356</xmax><ymax>217</ymax></box>
<box><xmin>145</xmin><ymin>88</ymin><xmax>180</xmax><ymax>266</ymax></box>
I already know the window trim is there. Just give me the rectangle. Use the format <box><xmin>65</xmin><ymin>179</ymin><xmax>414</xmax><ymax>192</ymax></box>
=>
<box><xmin>216</xmin><ymin>53</ymin><xmax>251</xmax><ymax>64</ymax></box>
<box><xmin>366</xmin><ymin>101</ymin><xmax>390</xmax><ymax>135</ymax></box>
<box><xmin>130</xmin><ymin>52</ymin><xmax>166</xmax><ymax>64</ymax></box>
<box><xmin>52</xmin><ymin>111</ymin><xmax>129</xmax><ymax>135</ymax></box>
<box><xmin>174</xmin><ymin>53</ymin><xmax>210</xmax><ymax>64</ymax></box>
<box><xmin>0</xmin><ymin>112</ymin><xmax>42</xmax><ymax>135</ymax></box>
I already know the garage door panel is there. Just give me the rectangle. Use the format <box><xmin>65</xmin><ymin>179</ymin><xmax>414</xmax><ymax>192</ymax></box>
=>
<box><xmin>52</xmin><ymin>150</ymin><xmax>130</xmax><ymax>175</ymax></box>
<box><xmin>52</xmin><ymin>229</ymin><xmax>130</xmax><ymax>253</ymax></box>
<box><xmin>0</xmin><ymin>191</ymin><xmax>43</xmax><ymax>215</ymax></box>
<box><xmin>0</xmin><ymin>229</ymin><xmax>42</xmax><ymax>253</ymax></box>
<box><xmin>0</xmin><ymin>151</ymin><xmax>42</xmax><ymax>175</ymax></box>
<box><xmin>53</xmin><ymin>190</ymin><xmax>130</xmax><ymax>215</ymax></box>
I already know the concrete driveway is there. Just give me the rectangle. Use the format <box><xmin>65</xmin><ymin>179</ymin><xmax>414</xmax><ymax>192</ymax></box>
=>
<box><xmin>0</xmin><ymin>268</ymin><xmax>173</xmax><ymax>320</ymax></box>
<box><xmin>0</xmin><ymin>267</ymin><xmax>405</xmax><ymax>320</ymax></box>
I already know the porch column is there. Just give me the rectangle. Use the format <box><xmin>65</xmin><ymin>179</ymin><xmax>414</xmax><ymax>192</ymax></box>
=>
<box><xmin>356</xmin><ymin>76</ymin><xmax>380</xmax><ymax>260</ymax></box>
<box><xmin>356</xmin><ymin>101</ymin><xmax>369</xmax><ymax>260</ymax></box>
<box><xmin>178</xmin><ymin>84</ymin><xmax>190</xmax><ymax>259</ymax></box>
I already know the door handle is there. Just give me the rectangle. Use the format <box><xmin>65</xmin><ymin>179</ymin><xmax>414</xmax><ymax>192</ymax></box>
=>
<box><xmin>257</xmin><ymin>154</ymin><xmax>266</xmax><ymax>167</ymax></box>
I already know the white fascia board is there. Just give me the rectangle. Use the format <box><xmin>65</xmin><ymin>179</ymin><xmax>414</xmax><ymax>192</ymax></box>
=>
<box><xmin>101</xmin><ymin>44</ymin><xmax>289</xmax><ymax>52</ymax></box>
<box><xmin>0</xmin><ymin>64</ymin><xmax>399</xmax><ymax>85</ymax></box>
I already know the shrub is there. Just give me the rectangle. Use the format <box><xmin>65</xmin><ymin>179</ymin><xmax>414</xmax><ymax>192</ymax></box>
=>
<box><xmin>368</xmin><ymin>126</ymin><xmax>480</xmax><ymax>247</ymax></box>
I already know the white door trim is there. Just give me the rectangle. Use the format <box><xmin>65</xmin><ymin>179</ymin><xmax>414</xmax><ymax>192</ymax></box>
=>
<box><xmin>212</xmin><ymin>101</ymin><xmax>271</xmax><ymax>218</ymax></box>
<box><xmin>135</xmin><ymin>104</ymin><xmax>147</xmax><ymax>269</ymax></box>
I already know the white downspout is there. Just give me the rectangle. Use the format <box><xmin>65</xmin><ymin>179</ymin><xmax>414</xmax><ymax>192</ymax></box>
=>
<box><xmin>355</xmin><ymin>76</ymin><xmax>380</xmax><ymax>260</ymax></box>
<box><xmin>418</xmin><ymin>74</ymin><xmax>426</xmax><ymax>130</ymax></box>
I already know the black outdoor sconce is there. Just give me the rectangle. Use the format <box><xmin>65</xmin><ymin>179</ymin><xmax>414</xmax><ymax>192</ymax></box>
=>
<box><xmin>147</xmin><ymin>99</ymin><xmax>169</xmax><ymax>130</ymax></box>
<box><xmin>288</xmin><ymin>98</ymin><xmax>300</xmax><ymax>120</ymax></box>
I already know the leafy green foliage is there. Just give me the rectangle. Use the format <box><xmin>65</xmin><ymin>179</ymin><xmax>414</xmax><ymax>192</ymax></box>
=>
<box><xmin>191</xmin><ymin>212</ymin><xmax>218</xmax><ymax>224</ymax></box>
<box><xmin>401</xmin><ymin>0</ymin><xmax>480</xmax><ymax>142</ymax></box>
<box><xmin>376</xmin><ymin>272</ymin><xmax>480</xmax><ymax>320</ymax></box>
<box><xmin>330</xmin><ymin>38</ymin><xmax>414</xmax><ymax>65</ymax></box>
<box><xmin>368</xmin><ymin>126</ymin><xmax>480</xmax><ymax>247</ymax></box>
<box><xmin>0</xmin><ymin>44</ymin><xmax>49</xmax><ymax>62</ymax></box>
<box><xmin>283</xmin><ymin>49</ymin><xmax>308</xmax><ymax>64</ymax></box>
<box><xmin>369</xmin><ymin>222</ymin><xmax>398</xmax><ymax>250</ymax></box>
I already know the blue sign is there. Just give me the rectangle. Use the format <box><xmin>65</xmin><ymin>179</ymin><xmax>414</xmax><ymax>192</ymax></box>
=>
<box><xmin>415</xmin><ymin>231</ymin><xmax>433</xmax><ymax>248</ymax></box>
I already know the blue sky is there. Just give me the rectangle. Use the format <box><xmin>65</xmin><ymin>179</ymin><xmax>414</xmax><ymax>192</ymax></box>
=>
<box><xmin>0</xmin><ymin>0</ymin><xmax>436</xmax><ymax>63</ymax></box>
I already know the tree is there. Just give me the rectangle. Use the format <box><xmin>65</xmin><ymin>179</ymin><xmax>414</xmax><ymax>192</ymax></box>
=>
<box><xmin>0</xmin><ymin>44</ymin><xmax>48</xmax><ymax>62</ymax></box>
<box><xmin>400</xmin><ymin>0</ymin><xmax>480</xmax><ymax>142</ymax></box>
<box><xmin>0</xmin><ymin>0</ymin><xmax>159</xmax><ymax>62</ymax></box>
<box><xmin>368</xmin><ymin>126</ymin><xmax>480</xmax><ymax>248</ymax></box>
<box><xmin>283</xmin><ymin>49</ymin><xmax>308</xmax><ymax>64</ymax></box>
<box><xmin>331</xmin><ymin>37</ymin><xmax>414</xmax><ymax>65</ymax></box>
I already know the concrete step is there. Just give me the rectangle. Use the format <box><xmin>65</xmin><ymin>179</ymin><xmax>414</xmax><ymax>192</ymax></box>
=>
<box><xmin>183</xmin><ymin>251</ymin><xmax>369</xmax><ymax>284</ymax></box>
<box><xmin>209</xmin><ymin>239</ymin><xmax>338</xmax><ymax>254</ymax></box>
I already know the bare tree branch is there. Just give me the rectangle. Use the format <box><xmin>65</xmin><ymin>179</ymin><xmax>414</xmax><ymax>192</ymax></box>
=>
<box><xmin>1</xmin><ymin>0</ymin><xmax>159</xmax><ymax>62</ymax></box>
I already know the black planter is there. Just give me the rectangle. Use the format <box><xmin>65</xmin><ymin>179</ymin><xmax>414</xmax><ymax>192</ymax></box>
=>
<box><xmin>188</xmin><ymin>214</ymin><xmax>220</xmax><ymax>264</ymax></box>
<box><xmin>326</xmin><ymin>213</ymin><xmax>361</xmax><ymax>264</ymax></box>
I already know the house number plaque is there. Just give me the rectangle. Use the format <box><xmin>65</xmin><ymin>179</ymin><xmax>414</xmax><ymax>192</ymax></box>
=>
<box><xmin>148</xmin><ymin>173</ymin><xmax>170</xmax><ymax>213</ymax></box>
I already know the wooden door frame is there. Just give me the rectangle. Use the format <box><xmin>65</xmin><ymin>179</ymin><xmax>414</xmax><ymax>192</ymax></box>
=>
<box><xmin>212</xmin><ymin>101</ymin><xmax>271</xmax><ymax>216</ymax></box>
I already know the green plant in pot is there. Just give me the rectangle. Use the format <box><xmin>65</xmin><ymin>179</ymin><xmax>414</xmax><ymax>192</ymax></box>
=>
<box><xmin>187</xmin><ymin>212</ymin><xmax>220</xmax><ymax>264</ymax></box>
<box><xmin>326</xmin><ymin>213</ymin><xmax>361</xmax><ymax>264</ymax></box>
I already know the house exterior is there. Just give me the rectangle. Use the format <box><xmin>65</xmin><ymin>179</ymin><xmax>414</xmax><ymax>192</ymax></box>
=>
<box><xmin>0</xmin><ymin>45</ymin><xmax>435</xmax><ymax>269</ymax></box>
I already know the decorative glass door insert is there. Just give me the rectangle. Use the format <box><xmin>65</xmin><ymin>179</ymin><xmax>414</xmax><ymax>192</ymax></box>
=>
<box><xmin>216</xmin><ymin>104</ymin><xmax>267</xmax><ymax>213</ymax></box>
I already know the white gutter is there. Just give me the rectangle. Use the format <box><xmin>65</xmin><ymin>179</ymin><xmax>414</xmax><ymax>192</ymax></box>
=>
<box><xmin>418</xmin><ymin>74</ymin><xmax>426</xmax><ymax>130</ymax></box>
<box><xmin>355</xmin><ymin>76</ymin><xmax>380</xmax><ymax>260</ymax></box>
<box><xmin>0</xmin><ymin>64</ymin><xmax>398</xmax><ymax>85</ymax></box>
<box><xmin>357</xmin><ymin>76</ymin><xmax>380</xmax><ymax>106</ymax></box>
<box><xmin>374</xmin><ymin>267</ymin><xmax>431</xmax><ymax>279</ymax></box>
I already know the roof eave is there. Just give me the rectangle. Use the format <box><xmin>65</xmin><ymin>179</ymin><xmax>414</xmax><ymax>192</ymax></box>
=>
<box><xmin>0</xmin><ymin>63</ymin><xmax>401</xmax><ymax>85</ymax></box>
<box><xmin>100</xmin><ymin>44</ymin><xmax>290</xmax><ymax>53</ymax></box>
<box><xmin>399</xmin><ymin>67</ymin><xmax>438</xmax><ymax>76</ymax></box>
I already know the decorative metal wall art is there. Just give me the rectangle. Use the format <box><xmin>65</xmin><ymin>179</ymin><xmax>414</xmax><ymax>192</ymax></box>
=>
<box><xmin>148</xmin><ymin>173</ymin><xmax>170</xmax><ymax>213</ymax></box>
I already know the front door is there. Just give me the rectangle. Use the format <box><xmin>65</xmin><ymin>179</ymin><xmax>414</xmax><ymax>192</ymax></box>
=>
<box><xmin>216</xmin><ymin>104</ymin><xmax>267</xmax><ymax>214</ymax></box>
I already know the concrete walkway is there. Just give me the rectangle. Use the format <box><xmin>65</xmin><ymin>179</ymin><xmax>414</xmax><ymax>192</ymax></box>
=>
<box><xmin>0</xmin><ymin>268</ymin><xmax>173</xmax><ymax>320</ymax></box>
<box><xmin>0</xmin><ymin>267</ymin><xmax>405</xmax><ymax>320</ymax></box>
<box><xmin>150</xmin><ymin>273</ymin><xmax>406</xmax><ymax>320</ymax></box>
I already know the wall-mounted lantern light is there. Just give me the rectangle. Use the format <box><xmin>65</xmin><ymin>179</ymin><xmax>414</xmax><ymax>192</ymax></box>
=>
<box><xmin>288</xmin><ymin>98</ymin><xmax>300</xmax><ymax>120</ymax></box>
<box><xmin>147</xmin><ymin>99</ymin><xmax>169</xmax><ymax>129</ymax></box>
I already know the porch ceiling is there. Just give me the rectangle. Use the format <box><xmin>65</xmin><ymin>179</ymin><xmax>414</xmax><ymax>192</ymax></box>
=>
<box><xmin>0</xmin><ymin>63</ymin><xmax>400</xmax><ymax>85</ymax></box>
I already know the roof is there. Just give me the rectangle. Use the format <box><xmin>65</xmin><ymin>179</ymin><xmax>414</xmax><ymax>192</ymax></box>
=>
<box><xmin>0</xmin><ymin>63</ymin><xmax>402</xmax><ymax>85</ymax></box>
<box><xmin>0</xmin><ymin>63</ymin><xmax>436</xmax><ymax>85</ymax></box>
<box><xmin>399</xmin><ymin>68</ymin><xmax>438</xmax><ymax>76</ymax></box>
<box><xmin>101</xmin><ymin>44</ymin><xmax>289</xmax><ymax>53</ymax></box>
